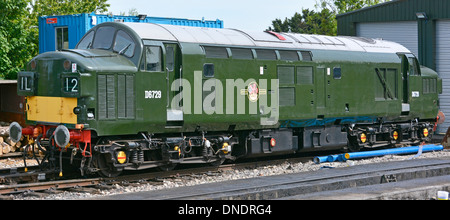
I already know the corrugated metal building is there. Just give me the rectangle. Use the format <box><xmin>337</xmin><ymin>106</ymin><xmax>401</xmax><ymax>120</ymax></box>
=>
<box><xmin>337</xmin><ymin>0</ymin><xmax>450</xmax><ymax>133</ymax></box>
<box><xmin>39</xmin><ymin>13</ymin><xmax>224</xmax><ymax>54</ymax></box>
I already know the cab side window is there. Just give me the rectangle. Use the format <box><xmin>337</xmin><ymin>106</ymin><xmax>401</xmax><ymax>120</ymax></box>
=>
<box><xmin>408</xmin><ymin>57</ymin><xmax>419</xmax><ymax>76</ymax></box>
<box><xmin>406</xmin><ymin>54</ymin><xmax>420</xmax><ymax>76</ymax></box>
<box><xmin>140</xmin><ymin>46</ymin><xmax>162</xmax><ymax>72</ymax></box>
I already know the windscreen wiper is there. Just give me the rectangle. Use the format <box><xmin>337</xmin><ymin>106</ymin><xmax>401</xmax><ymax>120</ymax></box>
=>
<box><xmin>119</xmin><ymin>44</ymin><xmax>132</xmax><ymax>55</ymax></box>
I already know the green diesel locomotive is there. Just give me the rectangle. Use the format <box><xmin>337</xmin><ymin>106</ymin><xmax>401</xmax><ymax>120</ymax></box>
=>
<box><xmin>10</xmin><ymin>22</ymin><xmax>443</xmax><ymax>177</ymax></box>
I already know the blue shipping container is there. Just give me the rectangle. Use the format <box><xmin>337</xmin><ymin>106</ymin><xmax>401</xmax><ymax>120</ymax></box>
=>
<box><xmin>39</xmin><ymin>13</ymin><xmax>224</xmax><ymax>54</ymax></box>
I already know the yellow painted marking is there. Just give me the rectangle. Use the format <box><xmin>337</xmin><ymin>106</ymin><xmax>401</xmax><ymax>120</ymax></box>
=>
<box><xmin>27</xmin><ymin>96</ymin><xmax>77</xmax><ymax>124</ymax></box>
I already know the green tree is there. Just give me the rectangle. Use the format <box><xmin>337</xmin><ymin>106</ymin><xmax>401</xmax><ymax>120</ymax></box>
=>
<box><xmin>319</xmin><ymin>0</ymin><xmax>388</xmax><ymax>14</ymax></box>
<box><xmin>304</xmin><ymin>7</ymin><xmax>336</xmax><ymax>36</ymax></box>
<box><xmin>0</xmin><ymin>0</ymin><xmax>110</xmax><ymax>79</ymax></box>
<box><xmin>0</xmin><ymin>0</ymin><xmax>33</xmax><ymax>80</ymax></box>
<box><xmin>268</xmin><ymin>0</ymin><xmax>389</xmax><ymax>36</ymax></box>
<box><xmin>30</xmin><ymin>0</ymin><xmax>109</xmax><ymax>20</ymax></box>
<box><xmin>268</xmin><ymin>8</ymin><xmax>336</xmax><ymax>36</ymax></box>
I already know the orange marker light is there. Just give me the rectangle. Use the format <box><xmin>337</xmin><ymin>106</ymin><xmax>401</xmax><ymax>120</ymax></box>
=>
<box><xmin>270</xmin><ymin>138</ymin><xmax>276</xmax><ymax>148</ymax></box>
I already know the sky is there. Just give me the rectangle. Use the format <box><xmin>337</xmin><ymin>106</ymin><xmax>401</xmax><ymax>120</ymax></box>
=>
<box><xmin>107</xmin><ymin>0</ymin><xmax>318</xmax><ymax>32</ymax></box>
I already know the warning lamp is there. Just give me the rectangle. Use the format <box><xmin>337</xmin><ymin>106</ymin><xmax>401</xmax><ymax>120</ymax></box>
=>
<box><xmin>270</xmin><ymin>138</ymin><xmax>276</xmax><ymax>148</ymax></box>
<box><xmin>423</xmin><ymin>128</ymin><xmax>429</xmax><ymax>137</ymax></box>
<box><xmin>393</xmin><ymin>131</ymin><xmax>399</xmax><ymax>140</ymax></box>
<box><xmin>117</xmin><ymin>151</ymin><xmax>127</xmax><ymax>164</ymax></box>
<box><xmin>360</xmin><ymin>133</ymin><xmax>367</xmax><ymax>143</ymax></box>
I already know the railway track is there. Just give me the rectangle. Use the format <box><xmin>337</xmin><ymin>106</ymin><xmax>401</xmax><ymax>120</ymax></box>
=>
<box><xmin>0</xmin><ymin>154</ymin><xmax>313</xmax><ymax>199</ymax></box>
<box><xmin>1</xmin><ymin>147</ymin><xmax>448</xmax><ymax>200</ymax></box>
<box><xmin>95</xmin><ymin>157</ymin><xmax>450</xmax><ymax>200</ymax></box>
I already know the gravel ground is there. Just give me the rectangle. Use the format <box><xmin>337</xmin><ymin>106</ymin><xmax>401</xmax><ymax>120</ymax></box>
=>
<box><xmin>4</xmin><ymin>149</ymin><xmax>450</xmax><ymax>200</ymax></box>
<box><xmin>0</xmin><ymin>157</ymin><xmax>38</xmax><ymax>169</ymax></box>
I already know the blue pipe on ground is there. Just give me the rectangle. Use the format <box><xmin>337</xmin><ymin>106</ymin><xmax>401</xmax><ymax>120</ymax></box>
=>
<box><xmin>313</xmin><ymin>156</ymin><xmax>329</xmax><ymax>164</ymax></box>
<box><xmin>313</xmin><ymin>144</ymin><xmax>444</xmax><ymax>164</ymax></box>
<box><xmin>342</xmin><ymin>144</ymin><xmax>443</xmax><ymax>161</ymax></box>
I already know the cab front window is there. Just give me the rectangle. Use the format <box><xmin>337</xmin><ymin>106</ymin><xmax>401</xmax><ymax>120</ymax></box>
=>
<box><xmin>77</xmin><ymin>31</ymin><xmax>94</xmax><ymax>49</ymax></box>
<box><xmin>113</xmin><ymin>30</ymin><xmax>136</xmax><ymax>58</ymax></box>
<box><xmin>92</xmin><ymin>26</ymin><xmax>115</xmax><ymax>50</ymax></box>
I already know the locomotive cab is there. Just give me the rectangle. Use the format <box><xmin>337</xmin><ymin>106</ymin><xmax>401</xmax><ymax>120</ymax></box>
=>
<box><xmin>13</xmin><ymin>23</ymin><xmax>152</xmax><ymax>176</ymax></box>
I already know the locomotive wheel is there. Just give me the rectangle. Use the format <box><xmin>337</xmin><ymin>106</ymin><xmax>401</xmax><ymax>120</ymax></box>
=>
<box><xmin>157</xmin><ymin>163</ymin><xmax>177</xmax><ymax>172</ymax></box>
<box><xmin>94</xmin><ymin>153</ymin><xmax>123</xmax><ymax>178</ymax></box>
<box><xmin>346</xmin><ymin>136</ymin><xmax>361</xmax><ymax>152</ymax></box>
<box><xmin>208</xmin><ymin>157</ymin><xmax>225</xmax><ymax>167</ymax></box>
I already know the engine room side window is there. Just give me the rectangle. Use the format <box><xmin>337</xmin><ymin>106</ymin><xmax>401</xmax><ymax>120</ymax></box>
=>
<box><xmin>230</xmin><ymin>48</ymin><xmax>253</xmax><ymax>60</ymax></box>
<box><xmin>255</xmin><ymin>49</ymin><xmax>277</xmax><ymax>60</ymax></box>
<box><xmin>279</xmin><ymin>50</ymin><xmax>299</xmax><ymax>61</ymax></box>
<box><xmin>333</xmin><ymin>67</ymin><xmax>342</xmax><ymax>79</ymax></box>
<box><xmin>113</xmin><ymin>30</ymin><xmax>136</xmax><ymax>58</ymax></box>
<box><xmin>140</xmin><ymin>46</ymin><xmax>162</xmax><ymax>72</ymax></box>
<box><xmin>92</xmin><ymin>26</ymin><xmax>115</xmax><ymax>50</ymax></box>
<box><xmin>204</xmin><ymin>64</ymin><xmax>215</xmax><ymax>78</ymax></box>
<box><xmin>204</xmin><ymin>46</ymin><xmax>228</xmax><ymax>59</ymax></box>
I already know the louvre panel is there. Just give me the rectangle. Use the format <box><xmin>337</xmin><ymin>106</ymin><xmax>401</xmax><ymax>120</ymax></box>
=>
<box><xmin>431</xmin><ymin>79</ymin><xmax>437</xmax><ymax>93</ymax></box>
<box><xmin>423</xmin><ymin>79</ymin><xmax>429</xmax><ymax>94</ymax></box>
<box><xmin>106</xmin><ymin>75</ymin><xmax>116</xmax><ymax>119</ymax></box>
<box><xmin>117</xmin><ymin>74</ymin><xmax>135</xmax><ymax>119</ymax></box>
<box><xmin>297</xmin><ymin>66</ymin><xmax>313</xmax><ymax>85</ymax></box>
<box><xmin>279</xmin><ymin>87</ymin><xmax>295</xmax><ymax>106</ymax></box>
<box><xmin>98</xmin><ymin>75</ymin><xmax>107</xmax><ymax>120</ymax></box>
<box><xmin>117</xmin><ymin>75</ymin><xmax>126</xmax><ymax>118</ymax></box>
<box><xmin>423</xmin><ymin>78</ymin><xmax>437</xmax><ymax>94</ymax></box>
<box><xmin>277</xmin><ymin>66</ymin><xmax>295</xmax><ymax>84</ymax></box>
<box><xmin>126</xmin><ymin>75</ymin><xmax>135</xmax><ymax>118</ymax></box>
<box><xmin>98</xmin><ymin>75</ymin><xmax>116</xmax><ymax>120</ymax></box>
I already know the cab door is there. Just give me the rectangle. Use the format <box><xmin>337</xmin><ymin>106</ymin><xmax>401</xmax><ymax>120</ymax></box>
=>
<box><xmin>401</xmin><ymin>54</ymin><xmax>422</xmax><ymax>115</ymax></box>
<box><xmin>164</xmin><ymin>43</ymin><xmax>183</xmax><ymax>127</ymax></box>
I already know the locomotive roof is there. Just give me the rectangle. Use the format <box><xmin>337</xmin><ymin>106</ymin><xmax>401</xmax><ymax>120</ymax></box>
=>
<box><xmin>121</xmin><ymin>22</ymin><xmax>410</xmax><ymax>54</ymax></box>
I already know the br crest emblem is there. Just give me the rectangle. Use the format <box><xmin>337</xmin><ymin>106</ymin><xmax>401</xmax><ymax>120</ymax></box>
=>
<box><xmin>240</xmin><ymin>81</ymin><xmax>267</xmax><ymax>102</ymax></box>
<box><xmin>247</xmin><ymin>82</ymin><xmax>259</xmax><ymax>102</ymax></box>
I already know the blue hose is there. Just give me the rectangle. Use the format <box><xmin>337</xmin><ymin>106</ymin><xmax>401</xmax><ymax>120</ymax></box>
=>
<box><xmin>313</xmin><ymin>144</ymin><xmax>444</xmax><ymax>164</ymax></box>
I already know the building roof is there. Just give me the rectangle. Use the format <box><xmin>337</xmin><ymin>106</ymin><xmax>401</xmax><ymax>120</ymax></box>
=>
<box><xmin>121</xmin><ymin>22</ymin><xmax>410</xmax><ymax>54</ymax></box>
<box><xmin>336</xmin><ymin>0</ymin><xmax>403</xmax><ymax>18</ymax></box>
